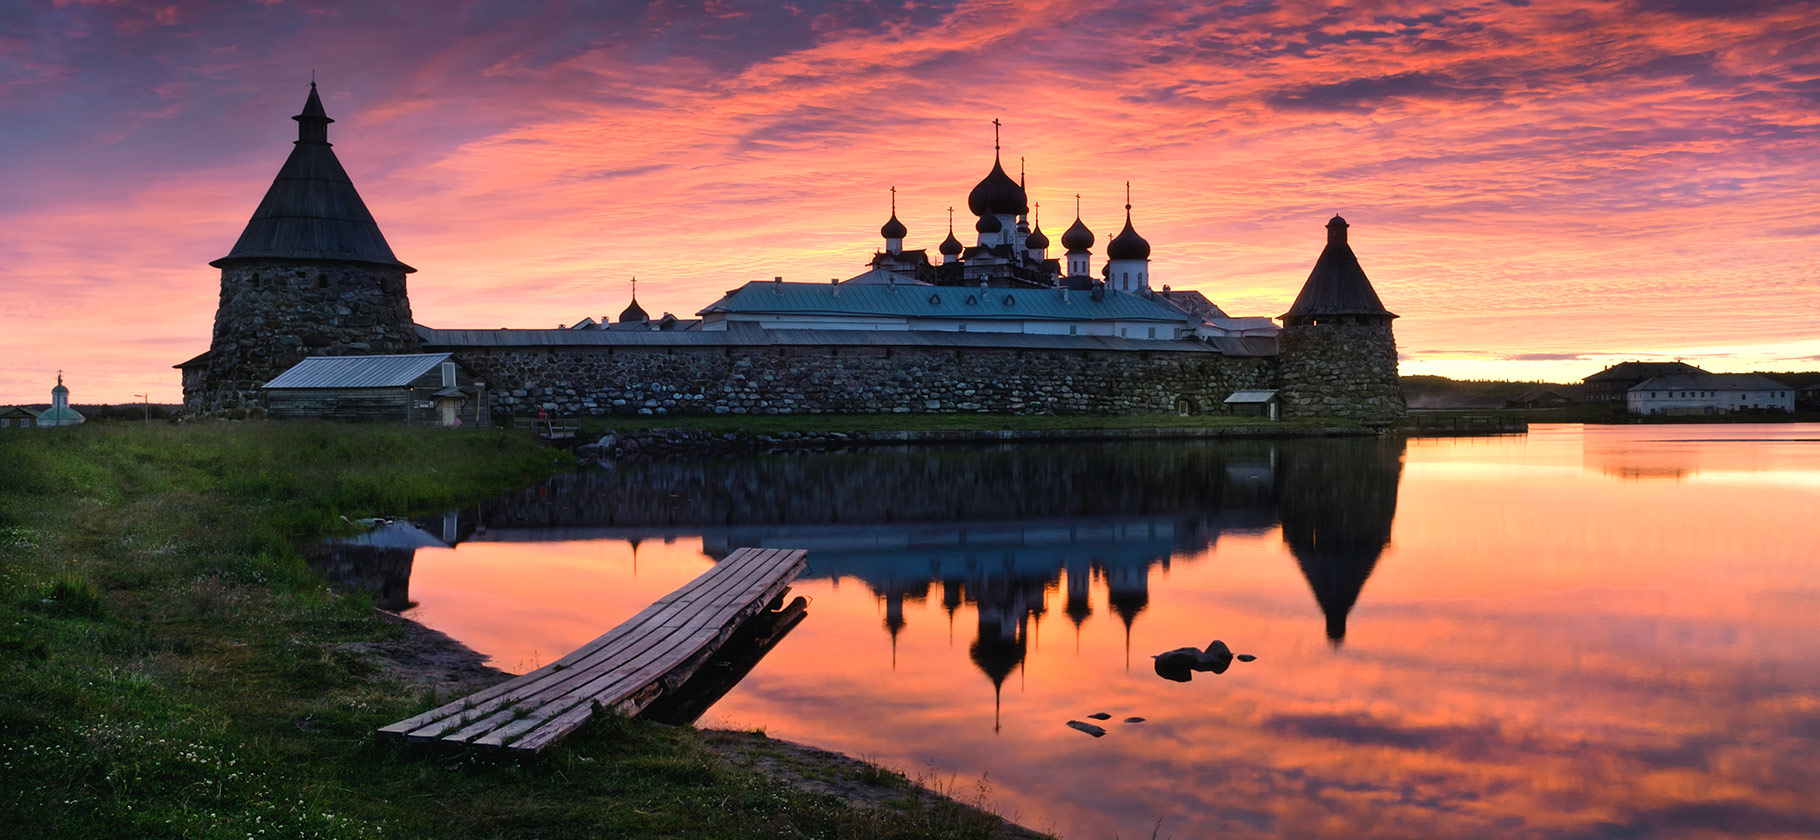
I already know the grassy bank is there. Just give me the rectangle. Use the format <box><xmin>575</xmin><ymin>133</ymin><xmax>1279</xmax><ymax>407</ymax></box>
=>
<box><xmin>579</xmin><ymin>411</ymin><xmax>1357</xmax><ymax>435</ymax></box>
<box><xmin>0</xmin><ymin>423</ymin><xmax>1029</xmax><ymax>839</ymax></box>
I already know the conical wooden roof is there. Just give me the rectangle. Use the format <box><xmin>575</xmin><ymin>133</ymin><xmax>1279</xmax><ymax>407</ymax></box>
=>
<box><xmin>212</xmin><ymin>84</ymin><xmax>413</xmax><ymax>271</ymax></box>
<box><xmin>1281</xmin><ymin>216</ymin><xmax>1392</xmax><ymax>320</ymax></box>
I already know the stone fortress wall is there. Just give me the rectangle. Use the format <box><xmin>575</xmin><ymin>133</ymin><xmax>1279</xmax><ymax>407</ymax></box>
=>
<box><xmin>434</xmin><ymin>342</ymin><xmax>1280</xmax><ymax>418</ymax></box>
<box><xmin>1276</xmin><ymin>321</ymin><xmax>1406</xmax><ymax>421</ymax></box>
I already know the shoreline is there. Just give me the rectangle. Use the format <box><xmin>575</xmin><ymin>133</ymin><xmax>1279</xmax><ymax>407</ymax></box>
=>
<box><xmin>357</xmin><ymin>606</ymin><xmax>1049</xmax><ymax>837</ymax></box>
<box><xmin>578</xmin><ymin>422</ymin><xmax>1383</xmax><ymax>459</ymax></box>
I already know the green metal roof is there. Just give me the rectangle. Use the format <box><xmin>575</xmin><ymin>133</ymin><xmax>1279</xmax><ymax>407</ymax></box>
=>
<box><xmin>700</xmin><ymin>281</ymin><xmax>1192</xmax><ymax>323</ymax></box>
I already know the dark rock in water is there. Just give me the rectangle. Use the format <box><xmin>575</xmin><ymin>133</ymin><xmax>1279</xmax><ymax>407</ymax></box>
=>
<box><xmin>1153</xmin><ymin>647</ymin><xmax>1203</xmax><ymax>669</ymax></box>
<box><xmin>1066</xmin><ymin>720</ymin><xmax>1107</xmax><ymax>738</ymax></box>
<box><xmin>1237</xmin><ymin>654</ymin><xmax>1257</xmax><ymax>662</ymax></box>
<box><xmin>1124</xmin><ymin>717</ymin><xmax>1146</xmax><ymax>724</ymax></box>
<box><xmin>1087</xmin><ymin>712</ymin><xmax>1112</xmax><ymax>720</ymax></box>
<box><xmin>1152</xmin><ymin>640</ymin><xmax>1242</xmax><ymax>680</ymax></box>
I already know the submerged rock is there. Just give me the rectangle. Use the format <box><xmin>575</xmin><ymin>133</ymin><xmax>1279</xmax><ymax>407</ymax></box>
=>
<box><xmin>1152</xmin><ymin>639</ymin><xmax>1240</xmax><ymax>681</ymax></box>
<box><xmin>1124</xmin><ymin>717</ymin><xmax>1147</xmax><ymax>724</ymax></box>
<box><xmin>1087</xmin><ymin>712</ymin><xmax>1112</xmax><ymax>721</ymax></box>
<box><xmin>1237</xmin><ymin>654</ymin><xmax>1257</xmax><ymax>662</ymax></box>
<box><xmin>1066</xmin><ymin>720</ymin><xmax>1107</xmax><ymax>738</ymax></box>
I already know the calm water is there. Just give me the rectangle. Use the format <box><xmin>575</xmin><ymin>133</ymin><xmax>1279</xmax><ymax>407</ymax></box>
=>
<box><xmin>315</xmin><ymin>424</ymin><xmax>1820</xmax><ymax>839</ymax></box>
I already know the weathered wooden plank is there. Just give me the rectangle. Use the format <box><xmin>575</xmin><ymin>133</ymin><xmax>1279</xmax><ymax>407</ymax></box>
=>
<box><xmin>444</xmin><ymin>552</ymin><xmax>803</xmax><ymax>747</ymax></box>
<box><xmin>380</xmin><ymin>547</ymin><xmax>805</xmax><ymax>751</ymax></box>
<box><xmin>500</xmin><ymin>558</ymin><xmax>805</xmax><ymax>752</ymax></box>
<box><xmin>377</xmin><ymin>547</ymin><xmax>789</xmax><ymax>740</ymax></box>
<box><xmin>389</xmin><ymin>549</ymin><xmax>792</xmax><ymax>743</ymax></box>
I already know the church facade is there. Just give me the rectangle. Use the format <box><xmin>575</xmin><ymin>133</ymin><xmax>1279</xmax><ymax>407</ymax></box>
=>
<box><xmin>179</xmin><ymin>86</ymin><xmax>1406</xmax><ymax>425</ymax></box>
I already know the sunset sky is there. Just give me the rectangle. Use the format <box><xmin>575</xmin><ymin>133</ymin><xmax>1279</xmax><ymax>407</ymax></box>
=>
<box><xmin>4</xmin><ymin>0</ymin><xmax>1819</xmax><ymax>404</ymax></box>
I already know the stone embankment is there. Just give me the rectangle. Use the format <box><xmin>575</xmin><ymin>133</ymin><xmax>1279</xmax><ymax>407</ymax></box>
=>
<box><xmin>574</xmin><ymin>424</ymin><xmax>1373</xmax><ymax>461</ymax></box>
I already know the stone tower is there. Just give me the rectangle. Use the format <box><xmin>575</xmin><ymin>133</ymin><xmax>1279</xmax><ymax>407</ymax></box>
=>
<box><xmin>1276</xmin><ymin>216</ymin><xmax>1406</xmax><ymax>424</ymax></box>
<box><xmin>183</xmin><ymin>83</ymin><xmax>419</xmax><ymax>417</ymax></box>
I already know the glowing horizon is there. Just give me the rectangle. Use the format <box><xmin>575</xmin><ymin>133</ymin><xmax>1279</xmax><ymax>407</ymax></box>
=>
<box><xmin>4</xmin><ymin>0</ymin><xmax>1818</xmax><ymax>403</ymax></box>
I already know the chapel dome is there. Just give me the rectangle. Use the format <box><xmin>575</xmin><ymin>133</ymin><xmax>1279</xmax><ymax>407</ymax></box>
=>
<box><xmin>619</xmin><ymin>296</ymin><xmax>649</xmax><ymax>324</ymax></box>
<box><xmin>967</xmin><ymin>157</ymin><xmax>1028</xmax><ymax>217</ymax></box>
<box><xmin>1106</xmin><ymin>212</ymin><xmax>1151</xmax><ymax>260</ymax></box>
<box><xmin>975</xmin><ymin>213</ymin><xmax>1003</xmax><ymax>234</ymax></box>
<box><xmin>1025</xmin><ymin>224</ymin><xmax>1049</xmax><ymax>250</ymax></box>
<box><xmin>939</xmin><ymin>230</ymin><xmax>965</xmax><ymax>255</ymax></box>
<box><xmin>1061</xmin><ymin>216</ymin><xmax>1094</xmax><ymax>251</ymax></box>
<box><xmin>880</xmin><ymin>213</ymin><xmax>907</xmax><ymax>240</ymax></box>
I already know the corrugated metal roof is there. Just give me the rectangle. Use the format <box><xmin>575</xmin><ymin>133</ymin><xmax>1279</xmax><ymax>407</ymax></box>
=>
<box><xmin>700</xmin><ymin>281</ymin><xmax>1193</xmax><ymax>323</ymax></box>
<box><xmin>1630</xmin><ymin>373</ymin><xmax>1792</xmax><ymax>392</ymax></box>
<box><xmin>212</xmin><ymin>86</ymin><xmax>412</xmax><ymax>271</ymax></box>
<box><xmin>1224</xmin><ymin>390</ymin><xmax>1279</xmax><ymax>403</ymax></box>
<box><xmin>265</xmin><ymin>353</ymin><xmax>452</xmax><ymax>389</ymax></box>
<box><xmin>418</xmin><ymin>325</ymin><xmax>1278</xmax><ymax>356</ymax></box>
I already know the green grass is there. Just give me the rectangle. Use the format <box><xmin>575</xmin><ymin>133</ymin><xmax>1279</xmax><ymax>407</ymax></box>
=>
<box><xmin>581</xmin><ymin>412</ymin><xmax>1357</xmax><ymax>435</ymax></box>
<box><xmin>0</xmin><ymin>422</ymin><xmax>1031</xmax><ymax>839</ymax></box>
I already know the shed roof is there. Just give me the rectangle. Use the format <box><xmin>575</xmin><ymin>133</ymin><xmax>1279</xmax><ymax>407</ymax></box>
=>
<box><xmin>1281</xmin><ymin>216</ymin><xmax>1395</xmax><ymax>320</ymax></box>
<box><xmin>212</xmin><ymin>85</ymin><xmax>413</xmax><ymax>272</ymax></box>
<box><xmin>1630</xmin><ymin>373</ymin><xmax>1792</xmax><ymax>392</ymax></box>
<box><xmin>1224</xmin><ymin>389</ymin><xmax>1280</xmax><ymax>404</ymax></box>
<box><xmin>699</xmin><ymin>281</ymin><xmax>1192</xmax><ymax>323</ymax></box>
<box><xmin>265</xmin><ymin>353</ymin><xmax>454</xmax><ymax>389</ymax></box>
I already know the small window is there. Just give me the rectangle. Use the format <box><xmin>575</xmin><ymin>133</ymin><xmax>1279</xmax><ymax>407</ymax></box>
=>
<box><xmin>929</xmin><ymin>293</ymin><xmax>941</xmax><ymax>304</ymax></box>
<box><xmin>317</xmin><ymin>273</ymin><xmax>329</xmax><ymax>289</ymax></box>
<box><xmin>965</xmin><ymin>295</ymin><xmax>977</xmax><ymax>305</ymax></box>
<box><xmin>1120</xmin><ymin>327</ymin><xmax>1128</xmax><ymax>337</ymax></box>
<box><xmin>1147</xmin><ymin>327</ymin><xmax>1156</xmax><ymax>338</ymax></box>
<box><xmin>1004</xmin><ymin>295</ymin><xmax>1015</xmax><ymax>306</ymax></box>
<box><xmin>1069</xmin><ymin>325</ymin><xmax>1078</xmax><ymax>335</ymax></box>
<box><xmin>958</xmin><ymin>323</ymin><xmax>968</xmax><ymax>332</ymax></box>
<box><xmin>441</xmin><ymin>361</ymin><xmax>456</xmax><ymax>388</ymax></box>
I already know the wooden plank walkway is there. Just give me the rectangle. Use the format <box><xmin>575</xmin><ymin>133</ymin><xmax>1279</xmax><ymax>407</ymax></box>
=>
<box><xmin>378</xmin><ymin>546</ymin><xmax>808</xmax><ymax>753</ymax></box>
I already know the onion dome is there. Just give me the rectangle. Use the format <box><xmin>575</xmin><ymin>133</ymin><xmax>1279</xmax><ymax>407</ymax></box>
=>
<box><xmin>1061</xmin><ymin>215</ymin><xmax>1094</xmax><ymax>251</ymax></box>
<box><xmin>619</xmin><ymin>295</ymin><xmax>649</xmax><ymax>324</ymax></box>
<box><xmin>1106</xmin><ymin>206</ymin><xmax>1150</xmax><ymax>260</ymax></box>
<box><xmin>880</xmin><ymin>213</ymin><xmax>907</xmax><ymax>240</ymax></box>
<box><xmin>1025</xmin><ymin>223</ymin><xmax>1049</xmax><ymax>251</ymax></box>
<box><xmin>975</xmin><ymin>213</ymin><xmax>1003</xmax><ymax>234</ymax></box>
<box><xmin>967</xmin><ymin>156</ymin><xmax>1028</xmax><ymax>217</ymax></box>
<box><xmin>939</xmin><ymin>229</ymin><xmax>964</xmax><ymax>256</ymax></box>
<box><xmin>52</xmin><ymin>373</ymin><xmax>68</xmax><ymax>398</ymax></box>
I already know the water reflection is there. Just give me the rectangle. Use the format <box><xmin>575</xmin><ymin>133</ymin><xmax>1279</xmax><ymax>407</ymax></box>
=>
<box><xmin>308</xmin><ymin>427</ymin><xmax>1820</xmax><ymax>839</ymax></box>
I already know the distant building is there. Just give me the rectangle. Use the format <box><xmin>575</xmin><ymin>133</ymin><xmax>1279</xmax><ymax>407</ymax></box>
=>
<box><xmin>34</xmin><ymin>373</ymin><xmax>86</xmax><ymax>427</ymax></box>
<box><xmin>1582</xmin><ymin>361</ymin><xmax>1705</xmax><ymax>404</ymax></box>
<box><xmin>0</xmin><ymin>406</ymin><xmax>39</xmax><ymax>428</ymax></box>
<box><xmin>1800</xmin><ymin>383</ymin><xmax>1820</xmax><ymax>410</ymax></box>
<box><xmin>1505</xmin><ymin>389</ymin><xmax>1576</xmax><ymax>409</ymax></box>
<box><xmin>696</xmin><ymin>279</ymin><xmax>1198</xmax><ymax>340</ymax></box>
<box><xmin>264</xmin><ymin>353</ymin><xmax>488</xmax><ymax>426</ymax></box>
<box><xmin>1627</xmin><ymin>372</ymin><xmax>1794</xmax><ymax>415</ymax></box>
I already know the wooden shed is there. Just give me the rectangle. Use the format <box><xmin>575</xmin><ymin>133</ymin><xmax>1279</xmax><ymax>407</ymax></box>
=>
<box><xmin>1225</xmin><ymin>389</ymin><xmax>1280</xmax><ymax>419</ymax></box>
<box><xmin>264</xmin><ymin>354</ymin><xmax>489</xmax><ymax>426</ymax></box>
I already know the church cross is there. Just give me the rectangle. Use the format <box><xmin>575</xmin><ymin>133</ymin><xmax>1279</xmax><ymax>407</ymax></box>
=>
<box><xmin>890</xmin><ymin>185</ymin><xmax>896</xmax><ymax>215</ymax></box>
<box><xmin>992</xmin><ymin>118</ymin><xmax>1001</xmax><ymax>152</ymax></box>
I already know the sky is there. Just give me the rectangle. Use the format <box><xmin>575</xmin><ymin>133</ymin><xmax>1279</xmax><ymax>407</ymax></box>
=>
<box><xmin>3</xmin><ymin>0</ymin><xmax>1818</xmax><ymax>404</ymax></box>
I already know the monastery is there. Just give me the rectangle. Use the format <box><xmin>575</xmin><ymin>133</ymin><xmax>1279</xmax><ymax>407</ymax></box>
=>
<box><xmin>178</xmin><ymin>85</ymin><xmax>1406</xmax><ymax>424</ymax></box>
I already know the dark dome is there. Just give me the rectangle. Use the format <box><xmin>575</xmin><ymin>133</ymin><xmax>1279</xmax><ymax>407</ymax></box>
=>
<box><xmin>619</xmin><ymin>296</ymin><xmax>649</xmax><ymax>324</ymax></box>
<box><xmin>1025</xmin><ymin>224</ymin><xmax>1049</xmax><ymax>250</ymax></box>
<box><xmin>939</xmin><ymin>229</ymin><xmax>964</xmax><ymax>255</ymax></box>
<box><xmin>1061</xmin><ymin>216</ymin><xmax>1094</xmax><ymax>251</ymax></box>
<box><xmin>975</xmin><ymin>213</ymin><xmax>1003</xmax><ymax>234</ymax></box>
<box><xmin>1106</xmin><ymin>211</ymin><xmax>1150</xmax><ymax>260</ymax></box>
<box><xmin>967</xmin><ymin>157</ymin><xmax>1028</xmax><ymax>217</ymax></box>
<box><xmin>880</xmin><ymin>213</ymin><xmax>907</xmax><ymax>239</ymax></box>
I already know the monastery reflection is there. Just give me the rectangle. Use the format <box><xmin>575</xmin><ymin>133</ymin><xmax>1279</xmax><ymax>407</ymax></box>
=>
<box><xmin>310</xmin><ymin>439</ymin><xmax>1404</xmax><ymax>702</ymax></box>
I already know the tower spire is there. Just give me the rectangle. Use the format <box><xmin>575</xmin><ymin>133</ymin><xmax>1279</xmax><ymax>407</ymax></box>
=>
<box><xmin>295</xmin><ymin>81</ymin><xmax>333</xmax><ymax>144</ymax></box>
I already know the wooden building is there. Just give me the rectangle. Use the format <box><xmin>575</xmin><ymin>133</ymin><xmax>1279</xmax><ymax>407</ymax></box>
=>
<box><xmin>1505</xmin><ymin>389</ymin><xmax>1576</xmax><ymax>409</ymax></box>
<box><xmin>264</xmin><ymin>354</ymin><xmax>488</xmax><ymax>426</ymax></box>
<box><xmin>1627</xmin><ymin>372</ymin><xmax>1795</xmax><ymax>416</ymax></box>
<box><xmin>1225</xmin><ymin>389</ymin><xmax>1280</xmax><ymax>419</ymax></box>
<box><xmin>0</xmin><ymin>406</ymin><xmax>39</xmax><ymax>428</ymax></box>
<box><xmin>1582</xmin><ymin>361</ymin><xmax>1705</xmax><ymax>404</ymax></box>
